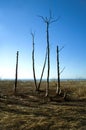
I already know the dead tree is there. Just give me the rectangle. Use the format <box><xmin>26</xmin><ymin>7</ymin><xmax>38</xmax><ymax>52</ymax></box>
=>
<box><xmin>31</xmin><ymin>33</ymin><xmax>38</xmax><ymax>91</ymax></box>
<box><xmin>31</xmin><ymin>32</ymin><xmax>47</xmax><ymax>92</ymax></box>
<box><xmin>15</xmin><ymin>51</ymin><xmax>19</xmax><ymax>93</ymax></box>
<box><xmin>56</xmin><ymin>45</ymin><xmax>60</xmax><ymax>95</ymax></box>
<box><xmin>39</xmin><ymin>12</ymin><xmax>59</xmax><ymax>97</ymax></box>
<box><xmin>56</xmin><ymin>45</ymin><xmax>65</xmax><ymax>95</ymax></box>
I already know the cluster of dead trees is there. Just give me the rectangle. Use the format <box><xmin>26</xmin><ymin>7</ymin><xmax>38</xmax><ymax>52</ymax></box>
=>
<box><xmin>14</xmin><ymin>13</ymin><xmax>64</xmax><ymax>98</ymax></box>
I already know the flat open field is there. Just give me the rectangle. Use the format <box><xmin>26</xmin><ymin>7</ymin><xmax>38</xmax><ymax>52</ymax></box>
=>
<box><xmin>0</xmin><ymin>80</ymin><xmax>86</xmax><ymax>130</ymax></box>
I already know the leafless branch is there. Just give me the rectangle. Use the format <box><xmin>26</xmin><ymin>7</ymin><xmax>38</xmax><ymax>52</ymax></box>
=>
<box><xmin>50</xmin><ymin>16</ymin><xmax>60</xmax><ymax>24</ymax></box>
<box><xmin>38</xmin><ymin>13</ymin><xmax>60</xmax><ymax>24</ymax></box>
<box><xmin>37</xmin><ymin>15</ymin><xmax>47</xmax><ymax>22</ymax></box>
<box><xmin>59</xmin><ymin>45</ymin><xmax>64</xmax><ymax>52</ymax></box>
<box><xmin>60</xmin><ymin>67</ymin><xmax>65</xmax><ymax>74</ymax></box>
<box><xmin>38</xmin><ymin>47</ymin><xmax>48</xmax><ymax>90</ymax></box>
<box><xmin>31</xmin><ymin>32</ymin><xmax>35</xmax><ymax>38</ymax></box>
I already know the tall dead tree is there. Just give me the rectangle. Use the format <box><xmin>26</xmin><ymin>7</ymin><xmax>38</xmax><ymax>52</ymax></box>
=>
<box><xmin>31</xmin><ymin>33</ymin><xmax>38</xmax><ymax>91</ymax></box>
<box><xmin>56</xmin><ymin>45</ymin><xmax>65</xmax><ymax>95</ymax></box>
<box><xmin>31</xmin><ymin>34</ymin><xmax>47</xmax><ymax>92</ymax></box>
<box><xmin>31</xmin><ymin>31</ymin><xmax>48</xmax><ymax>92</ymax></box>
<box><xmin>39</xmin><ymin>12</ymin><xmax>59</xmax><ymax>97</ymax></box>
<box><xmin>56</xmin><ymin>45</ymin><xmax>60</xmax><ymax>95</ymax></box>
<box><xmin>15</xmin><ymin>51</ymin><xmax>19</xmax><ymax>93</ymax></box>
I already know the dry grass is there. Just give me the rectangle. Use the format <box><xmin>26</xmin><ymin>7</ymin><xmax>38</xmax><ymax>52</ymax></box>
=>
<box><xmin>0</xmin><ymin>80</ymin><xmax>86</xmax><ymax>130</ymax></box>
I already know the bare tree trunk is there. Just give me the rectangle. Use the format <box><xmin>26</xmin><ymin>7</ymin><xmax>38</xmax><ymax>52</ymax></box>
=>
<box><xmin>31</xmin><ymin>33</ymin><xmax>47</xmax><ymax>92</ymax></box>
<box><xmin>45</xmin><ymin>23</ymin><xmax>50</xmax><ymax>97</ymax></box>
<box><xmin>15</xmin><ymin>51</ymin><xmax>19</xmax><ymax>93</ymax></box>
<box><xmin>31</xmin><ymin>33</ymin><xmax>38</xmax><ymax>91</ymax></box>
<box><xmin>38</xmin><ymin>13</ymin><xmax>58</xmax><ymax>96</ymax></box>
<box><xmin>38</xmin><ymin>47</ymin><xmax>47</xmax><ymax>91</ymax></box>
<box><xmin>56</xmin><ymin>45</ymin><xmax>61</xmax><ymax>95</ymax></box>
<box><xmin>38</xmin><ymin>12</ymin><xmax>58</xmax><ymax>95</ymax></box>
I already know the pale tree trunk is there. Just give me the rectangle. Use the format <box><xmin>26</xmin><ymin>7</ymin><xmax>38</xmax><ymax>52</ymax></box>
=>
<box><xmin>31</xmin><ymin>33</ymin><xmax>47</xmax><ymax>92</ymax></box>
<box><xmin>56</xmin><ymin>45</ymin><xmax>61</xmax><ymax>95</ymax></box>
<box><xmin>38</xmin><ymin>13</ymin><xmax>58</xmax><ymax>97</ymax></box>
<box><xmin>15</xmin><ymin>51</ymin><xmax>19</xmax><ymax>93</ymax></box>
<box><xmin>31</xmin><ymin>33</ymin><xmax>38</xmax><ymax>91</ymax></box>
<box><xmin>45</xmin><ymin>22</ymin><xmax>50</xmax><ymax>97</ymax></box>
<box><xmin>38</xmin><ymin>48</ymin><xmax>47</xmax><ymax>91</ymax></box>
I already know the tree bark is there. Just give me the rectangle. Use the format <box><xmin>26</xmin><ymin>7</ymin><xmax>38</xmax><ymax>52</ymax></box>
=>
<box><xmin>15</xmin><ymin>51</ymin><xmax>19</xmax><ymax>93</ymax></box>
<box><xmin>31</xmin><ymin>33</ymin><xmax>38</xmax><ymax>91</ymax></box>
<box><xmin>38</xmin><ymin>47</ymin><xmax>47</xmax><ymax>91</ymax></box>
<box><xmin>56</xmin><ymin>45</ymin><xmax>61</xmax><ymax>95</ymax></box>
<box><xmin>45</xmin><ymin>22</ymin><xmax>50</xmax><ymax>97</ymax></box>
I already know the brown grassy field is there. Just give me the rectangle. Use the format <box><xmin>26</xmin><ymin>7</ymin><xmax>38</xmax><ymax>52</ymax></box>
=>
<box><xmin>0</xmin><ymin>80</ymin><xmax>86</xmax><ymax>130</ymax></box>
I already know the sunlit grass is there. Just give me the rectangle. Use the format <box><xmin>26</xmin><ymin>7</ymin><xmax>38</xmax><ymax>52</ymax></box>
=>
<box><xmin>0</xmin><ymin>80</ymin><xmax>86</xmax><ymax>129</ymax></box>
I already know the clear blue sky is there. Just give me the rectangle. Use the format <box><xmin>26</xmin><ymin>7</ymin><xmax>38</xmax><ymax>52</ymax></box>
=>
<box><xmin>0</xmin><ymin>0</ymin><xmax>86</xmax><ymax>79</ymax></box>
